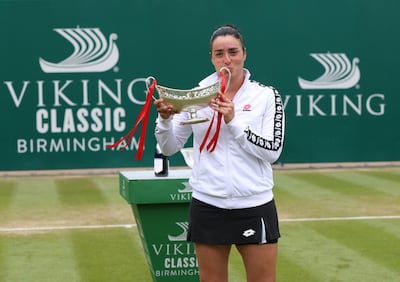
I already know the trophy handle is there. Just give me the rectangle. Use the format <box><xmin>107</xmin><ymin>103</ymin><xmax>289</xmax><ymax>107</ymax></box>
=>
<box><xmin>219</xmin><ymin>67</ymin><xmax>231</xmax><ymax>93</ymax></box>
<box><xmin>145</xmin><ymin>76</ymin><xmax>157</xmax><ymax>100</ymax></box>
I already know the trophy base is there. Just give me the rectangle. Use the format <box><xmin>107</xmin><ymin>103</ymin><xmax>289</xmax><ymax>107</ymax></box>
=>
<box><xmin>180</xmin><ymin>117</ymin><xmax>209</xmax><ymax>125</ymax></box>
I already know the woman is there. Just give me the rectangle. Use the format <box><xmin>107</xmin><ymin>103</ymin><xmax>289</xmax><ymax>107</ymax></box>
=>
<box><xmin>154</xmin><ymin>24</ymin><xmax>285</xmax><ymax>282</ymax></box>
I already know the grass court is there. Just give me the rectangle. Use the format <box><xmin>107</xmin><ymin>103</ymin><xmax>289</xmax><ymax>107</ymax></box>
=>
<box><xmin>0</xmin><ymin>167</ymin><xmax>399</xmax><ymax>281</ymax></box>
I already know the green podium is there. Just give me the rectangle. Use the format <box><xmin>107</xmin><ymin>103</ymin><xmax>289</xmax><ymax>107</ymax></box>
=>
<box><xmin>119</xmin><ymin>169</ymin><xmax>199</xmax><ymax>282</ymax></box>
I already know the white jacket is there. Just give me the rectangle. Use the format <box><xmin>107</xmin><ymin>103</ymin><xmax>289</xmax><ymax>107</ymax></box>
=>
<box><xmin>155</xmin><ymin>69</ymin><xmax>285</xmax><ymax>209</ymax></box>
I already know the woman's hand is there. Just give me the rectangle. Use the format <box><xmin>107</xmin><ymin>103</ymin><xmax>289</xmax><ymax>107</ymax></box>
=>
<box><xmin>154</xmin><ymin>98</ymin><xmax>178</xmax><ymax>119</ymax></box>
<box><xmin>210</xmin><ymin>92</ymin><xmax>235</xmax><ymax>124</ymax></box>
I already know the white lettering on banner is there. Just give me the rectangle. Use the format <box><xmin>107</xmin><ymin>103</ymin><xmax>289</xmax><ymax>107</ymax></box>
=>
<box><xmin>16</xmin><ymin>137</ymin><xmax>139</xmax><ymax>153</ymax></box>
<box><xmin>3</xmin><ymin>78</ymin><xmax>150</xmax><ymax>154</ymax></box>
<box><xmin>152</xmin><ymin>243</ymin><xmax>194</xmax><ymax>256</ymax></box>
<box><xmin>3</xmin><ymin>81</ymin><xmax>30</xmax><ymax>108</ymax></box>
<box><xmin>164</xmin><ymin>257</ymin><xmax>198</xmax><ymax>268</ymax></box>
<box><xmin>283</xmin><ymin>93</ymin><xmax>385</xmax><ymax>117</ymax></box>
<box><xmin>292</xmin><ymin>52</ymin><xmax>387</xmax><ymax>117</ymax></box>
<box><xmin>155</xmin><ymin>268</ymin><xmax>199</xmax><ymax>277</ymax></box>
<box><xmin>0</xmin><ymin>27</ymin><xmax>155</xmax><ymax>158</ymax></box>
<box><xmin>170</xmin><ymin>193</ymin><xmax>191</xmax><ymax>201</ymax></box>
<box><xmin>3</xmin><ymin>79</ymin><xmax>147</xmax><ymax>108</ymax></box>
<box><xmin>36</xmin><ymin>107</ymin><xmax>126</xmax><ymax>134</ymax></box>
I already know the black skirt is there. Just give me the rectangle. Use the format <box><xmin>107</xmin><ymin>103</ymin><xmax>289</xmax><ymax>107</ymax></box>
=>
<box><xmin>187</xmin><ymin>198</ymin><xmax>280</xmax><ymax>245</ymax></box>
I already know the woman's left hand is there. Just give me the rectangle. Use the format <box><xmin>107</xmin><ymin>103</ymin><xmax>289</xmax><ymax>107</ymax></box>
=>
<box><xmin>210</xmin><ymin>92</ymin><xmax>235</xmax><ymax>124</ymax></box>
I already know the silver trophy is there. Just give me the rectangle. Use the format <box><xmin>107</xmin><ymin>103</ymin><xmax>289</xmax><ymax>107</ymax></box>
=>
<box><xmin>148</xmin><ymin>67</ymin><xmax>231</xmax><ymax>125</ymax></box>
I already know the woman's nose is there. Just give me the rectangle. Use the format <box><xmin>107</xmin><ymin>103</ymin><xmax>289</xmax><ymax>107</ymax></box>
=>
<box><xmin>223</xmin><ymin>53</ymin><xmax>231</xmax><ymax>64</ymax></box>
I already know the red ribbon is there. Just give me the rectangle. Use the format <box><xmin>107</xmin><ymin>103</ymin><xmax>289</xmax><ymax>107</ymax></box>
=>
<box><xmin>199</xmin><ymin>71</ymin><xmax>227</xmax><ymax>153</ymax></box>
<box><xmin>107</xmin><ymin>79</ymin><xmax>157</xmax><ymax>160</ymax></box>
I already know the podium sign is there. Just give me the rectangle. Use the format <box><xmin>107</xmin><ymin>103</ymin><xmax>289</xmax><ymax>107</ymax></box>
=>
<box><xmin>119</xmin><ymin>170</ymin><xmax>199</xmax><ymax>281</ymax></box>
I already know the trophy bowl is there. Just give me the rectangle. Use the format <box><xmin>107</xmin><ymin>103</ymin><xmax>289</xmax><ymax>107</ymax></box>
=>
<box><xmin>148</xmin><ymin>67</ymin><xmax>230</xmax><ymax>125</ymax></box>
<box><xmin>155</xmin><ymin>80</ymin><xmax>221</xmax><ymax>125</ymax></box>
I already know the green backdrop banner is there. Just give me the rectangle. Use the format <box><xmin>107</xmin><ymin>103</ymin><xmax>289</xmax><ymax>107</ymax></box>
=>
<box><xmin>1</xmin><ymin>0</ymin><xmax>399</xmax><ymax>170</ymax></box>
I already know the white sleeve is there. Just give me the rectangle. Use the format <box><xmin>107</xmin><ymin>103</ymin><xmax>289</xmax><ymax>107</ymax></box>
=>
<box><xmin>227</xmin><ymin>87</ymin><xmax>285</xmax><ymax>163</ymax></box>
<box><xmin>154</xmin><ymin>112</ymin><xmax>193</xmax><ymax>156</ymax></box>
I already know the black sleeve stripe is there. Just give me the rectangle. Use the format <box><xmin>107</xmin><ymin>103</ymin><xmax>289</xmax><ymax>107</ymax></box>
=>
<box><xmin>244</xmin><ymin>86</ymin><xmax>284</xmax><ymax>151</ymax></box>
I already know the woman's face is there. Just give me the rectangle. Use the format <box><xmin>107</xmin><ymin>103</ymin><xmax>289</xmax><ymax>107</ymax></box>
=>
<box><xmin>210</xmin><ymin>35</ymin><xmax>246</xmax><ymax>81</ymax></box>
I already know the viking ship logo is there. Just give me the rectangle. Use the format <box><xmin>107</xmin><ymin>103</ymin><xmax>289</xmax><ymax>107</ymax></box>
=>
<box><xmin>178</xmin><ymin>181</ymin><xmax>192</xmax><ymax>193</ymax></box>
<box><xmin>168</xmin><ymin>222</ymin><xmax>189</xmax><ymax>241</ymax></box>
<box><xmin>39</xmin><ymin>27</ymin><xmax>119</xmax><ymax>73</ymax></box>
<box><xmin>298</xmin><ymin>53</ymin><xmax>360</xmax><ymax>89</ymax></box>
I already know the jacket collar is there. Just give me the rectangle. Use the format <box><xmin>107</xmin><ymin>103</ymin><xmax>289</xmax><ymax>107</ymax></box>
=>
<box><xmin>198</xmin><ymin>68</ymin><xmax>251</xmax><ymax>88</ymax></box>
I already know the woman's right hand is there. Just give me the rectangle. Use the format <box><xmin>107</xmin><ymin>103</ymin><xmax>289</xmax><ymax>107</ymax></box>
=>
<box><xmin>154</xmin><ymin>98</ymin><xmax>177</xmax><ymax>119</ymax></box>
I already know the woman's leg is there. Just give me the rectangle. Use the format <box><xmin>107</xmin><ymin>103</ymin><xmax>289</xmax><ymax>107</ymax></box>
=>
<box><xmin>194</xmin><ymin>243</ymin><xmax>232</xmax><ymax>282</ymax></box>
<box><xmin>236</xmin><ymin>243</ymin><xmax>278</xmax><ymax>282</ymax></box>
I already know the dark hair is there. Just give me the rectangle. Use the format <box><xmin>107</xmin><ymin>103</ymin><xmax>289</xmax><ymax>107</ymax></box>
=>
<box><xmin>209</xmin><ymin>24</ymin><xmax>245</xmax><ymax>52</ymax></box>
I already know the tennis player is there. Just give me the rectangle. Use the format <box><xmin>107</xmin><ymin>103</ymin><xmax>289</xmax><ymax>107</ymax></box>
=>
<box><xmin>154</xmin><ymin>24</ymin><xmax>285</xmax><ymax>282</ymax></box>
